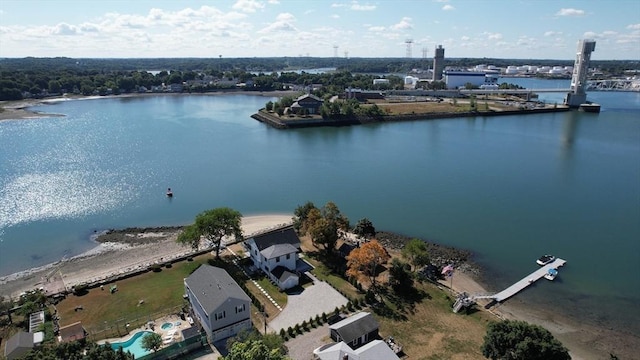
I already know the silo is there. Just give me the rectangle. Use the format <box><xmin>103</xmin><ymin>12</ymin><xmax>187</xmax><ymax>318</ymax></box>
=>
<box><xmin>433</xmin><ymin>45</ymin><xmax>445</xmax><ymax>81</ymax></box>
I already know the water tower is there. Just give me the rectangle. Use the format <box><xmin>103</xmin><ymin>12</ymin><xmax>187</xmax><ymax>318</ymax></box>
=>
<box><xmin>564</xmin><ymin>39</ymin><xmax>596</xmax><ymax>108</ymax></box>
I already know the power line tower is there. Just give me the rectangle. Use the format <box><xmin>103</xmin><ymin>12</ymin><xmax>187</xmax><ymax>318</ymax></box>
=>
<box><xmin>405</xmin><ymin>39</ymin><xmax>413</xmax><ymax>58</ymax></box>
<box><xmin>344</xmin><ymin>51</ymin><xmax>349</xmax><ymax>59</ymax></box>
<box><xmin>422</xmin><ymin>47</ymin><xmax>428</xmax><ymax>59</ymax></box>
<box><xmin>333</xmin><ymin>45</ymin><xmax>339</xmax><ymax>58</ymax></box>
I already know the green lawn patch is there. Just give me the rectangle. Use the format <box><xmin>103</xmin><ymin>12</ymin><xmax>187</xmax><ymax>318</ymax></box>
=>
<box><xmin>56</xmin><ymin>255</ymin><xmax>213</xmax><ymax>340</ymax></box>
<box><xmin>254</xmin><ymin>277</ymin><xmax>288</xmax><ymax>307</ymax></box>
<box><xmin>306</xmin><ymin>258</ymin><xmax>362</xmax><ymax>301</ymax></box>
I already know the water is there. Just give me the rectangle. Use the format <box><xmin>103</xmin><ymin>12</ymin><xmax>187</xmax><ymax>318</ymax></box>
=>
<box><xmin>109</xmin><ymin>330</ymin><xmax>153</xmax><ymax>358</ymax></box>
<box><xmin>1</xmin><ymin>84</ymin><xmax>639</xmax><ymax>335</ymax></box>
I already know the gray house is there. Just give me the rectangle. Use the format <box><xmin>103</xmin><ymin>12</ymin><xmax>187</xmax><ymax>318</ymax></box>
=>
<box><xmin>329</xmin><ymin>312</ymin><xmax>379</xmax><ymax>349</ymax></box>
<box><xmin>184</xmin><ymin>265</ymin><xmax>252</xmax><ymax>343</ymax></box>
<box><xmin>4</xmin><ymin>331</ymin><xmax>34</xmax><ymax>360</ymax></box>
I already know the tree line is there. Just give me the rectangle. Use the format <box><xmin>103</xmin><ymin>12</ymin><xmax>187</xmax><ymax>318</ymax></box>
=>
<box><xmin>2</xmin><ymin>57</ymin><xmax>636</xmax><ymax>101</ymax></box>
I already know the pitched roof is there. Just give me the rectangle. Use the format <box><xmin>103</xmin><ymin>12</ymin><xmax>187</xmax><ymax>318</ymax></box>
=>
<box><xmin>260</xmin><ymin>243</ymin><xmax>298</xmax><ymax>259</ymax></box>
<box><xmin>329</xmin><ymin>312</ymin><xmax>379</xmax><ymax>344</ymax></box>
<box><xmin>271</xmin><ymin>266</ymin><xmax>298</xmax><ymax>283</ymax></box>
<box><xmin>313</xmin><ymin>340</ymin><xmax>399</xmax><ymax>360</ymax></box>
<box><xmin>251</xmin><ymin>226</ymin><xmax>300</xmax><ymax>252</ymax></box>
<box><xmin>184</xmin><ymin>265</ymin><xmax>250</xmax><ymax>314</ymax></box>
<box><xmin>58</xmin><ymin>321</ymin><xmax>85</xmax><ymax>343</ymax></box>
<box><xmin>296</xmin><ymin>93</ymin><xmax>323</xmax><ymax>102</ymax></box>
<box><xmin>4</xmin><ymin>331</ymin><xmax>33</xmax><ymax>360</ymax></box>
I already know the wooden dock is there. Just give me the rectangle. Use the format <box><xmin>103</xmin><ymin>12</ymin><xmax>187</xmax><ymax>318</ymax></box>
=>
<box><xmin>474</xmin><ymin>258</ymin><xmax>566</xmax><ymax>303</ymax></box>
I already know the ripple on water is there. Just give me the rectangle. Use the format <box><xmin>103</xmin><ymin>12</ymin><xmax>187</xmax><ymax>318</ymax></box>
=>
<box><xmin>0</xmin><ymin>170</ymin><xmax>137</xmax><ymax>229</ymax></box>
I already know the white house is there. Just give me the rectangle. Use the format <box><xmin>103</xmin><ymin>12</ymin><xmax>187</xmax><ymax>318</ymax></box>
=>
<box><xmin>245</xmin><ymin>226</ymin><xmax>301</xmax><ymax>290</ymax></box>
<box><xmin>184</xmin><ymin>265</ymin><xmax>251</xmax><ymax>343</ymax></box>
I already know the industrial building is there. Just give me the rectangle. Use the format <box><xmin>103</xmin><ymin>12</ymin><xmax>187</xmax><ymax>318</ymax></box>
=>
<box><xmin>443</xmin><ymin>71</ymin><xmax>499</xmax><ymax>89</ymax></box>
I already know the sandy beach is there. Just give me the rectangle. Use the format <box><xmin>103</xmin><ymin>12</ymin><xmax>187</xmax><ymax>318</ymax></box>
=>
<box><xmin>0</xmin><ymin>214</ymin><xmax>293</xmax><ymax>299</ymax></box>
<box><xmin>440</xmin><ymin>269</ymin><xmax>639</xmax><ymax>360</ymax></box>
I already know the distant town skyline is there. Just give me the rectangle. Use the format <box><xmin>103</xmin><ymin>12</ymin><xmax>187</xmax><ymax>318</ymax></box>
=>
<box><xmin>1</xmin><ymin>0</ymin><xmax>639</xmax><ymax>60</ymax></box>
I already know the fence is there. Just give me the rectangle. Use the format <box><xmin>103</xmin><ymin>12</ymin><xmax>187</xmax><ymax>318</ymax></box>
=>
<box><xmin>88</xmin><ymin>305</ymin><xmax>184</xmax><ymax>342</ymax></box>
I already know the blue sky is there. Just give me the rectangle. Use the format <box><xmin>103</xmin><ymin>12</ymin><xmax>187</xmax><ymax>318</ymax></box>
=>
<box><xmin>1</xmin><ymin>0</ymin><xmax>638</xmax><ymax>60</ymax></box>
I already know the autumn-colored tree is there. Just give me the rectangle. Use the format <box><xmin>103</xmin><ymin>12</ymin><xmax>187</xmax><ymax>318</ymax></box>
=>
<box><xmin>346</xmin><ymin>240</ymin><xmax>390</xmax><ymax>287</ymax></box>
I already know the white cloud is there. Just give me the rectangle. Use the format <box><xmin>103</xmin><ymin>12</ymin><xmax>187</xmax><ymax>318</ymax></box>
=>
<box><xmin>627</xmin><ymin>23</ymin><xmax>640</xmax><ymax>30</ymax></box>
<box><xmin>485</xmin><ymin>32</ymin><xmax>503</xmax><ymax>40</ymax></box>
<box><xmin>556</xmin><ymin>8</ymin><xmax>585</xmax><ymax>17</ymax></box>
<box><xmin>331</xmin><ymin>3</ymin><xmax>346</xmax><ymax>8</ymax></box>
<box><xmin>351</xmin><ymin>2</ymin><xmax>376</xmax><ymax>11</ymax></box>
<box><xmin>544</xmin><ymin>31</ymin><xmax>562</xmax><ymax>37</ymax></box>
<box><xmin>442</xmin><ymin>5</ymin><xmax>455</xmax><ymax>11</ymax></box>
<box><xmin>391</xmin><ymin>17</ymin><xmax>413</xmax><ymax>31</ymax></box>
<box><xmin>258</xmin><ymin>12</ymin><xmax>298</xmax><ymax>34</ymax></box>
<box><xmin>232</xmin><ymin>0</ymin><xmax>265</xmax><ymax>13</ymax></box>
<box><xmin>268</xmin><ymin>0</ymin><xmax>280</xmax><ymax>4</ymax></box>
<box><xmin>52</xmin><ymin>23</ymin><xmax>80</xmax><ymax>36</ymax></box>
<box><xmin>461</xmin><ymin>36</ymin><xmax>470</xmax><ymax>41</ymax></box>
<box><xmin>368</xmin><ymin>26</ymin><xmax>386</xmax><ymax>32</ymax></box>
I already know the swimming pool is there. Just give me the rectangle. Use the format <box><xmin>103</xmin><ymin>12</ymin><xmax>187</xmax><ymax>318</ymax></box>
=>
<box><xmin>160</xmin><ymin>322</ymin><xmax>173</xmax><ymax>330</ymax></box>
<box><xmin>110</xmin><ymin>330</ymin><xmax>154</xmax><ymax>359</ymax></box>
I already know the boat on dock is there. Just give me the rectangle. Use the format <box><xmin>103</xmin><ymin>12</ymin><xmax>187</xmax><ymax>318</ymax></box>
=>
<box><xmin>470</xmin><ymin>257</ymin><xmax>567</xmax><ymax>304</ymax></box>
<box><xmin>536</xmin><ymin>254</ymin><xmax>555</xmax><ymax>266</ymax></box>
<box><xmin>544</xmin><ymin>268</ymin><xmax>558</xmax><ymax>281</ymax></box>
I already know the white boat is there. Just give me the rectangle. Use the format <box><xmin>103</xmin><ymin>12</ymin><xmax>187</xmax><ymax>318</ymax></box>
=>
<box><xmin>536</xmin><ymin>254</ymin><xmax>555</xmax><ymax>266</ymax></box>
<box><xmin>544</xmin><ymin>268</ymin><xmax>558</xmax><ymax>281</ymax></box>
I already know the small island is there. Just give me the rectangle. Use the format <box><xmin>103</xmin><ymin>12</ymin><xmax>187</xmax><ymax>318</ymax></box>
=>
<box><xmin>252</xmin><ymin>91</ymin><xmax>569</xmax><ymax>129</ymax></box>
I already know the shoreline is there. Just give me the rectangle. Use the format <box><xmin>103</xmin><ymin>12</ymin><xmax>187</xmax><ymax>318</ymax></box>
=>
<box><xmin>1</xmin><ymin>220</ymin><xmax>637</xmax><ymax>358</ymax></box>
<box><xmin>0</xmin><ymin>90</ymin><xmax>299</xmax><ymax>121</ymax></box>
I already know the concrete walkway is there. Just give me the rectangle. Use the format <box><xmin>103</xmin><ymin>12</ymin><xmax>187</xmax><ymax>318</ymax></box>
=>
<box><xmin>268</xmin><ymin>273</ymin><xmax>348</xmax><ymax>333</ymax></box>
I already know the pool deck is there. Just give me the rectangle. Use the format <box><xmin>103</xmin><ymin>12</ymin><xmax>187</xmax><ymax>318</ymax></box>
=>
<box><xmin>98</xmin><ymin>314</ymin><xmax>192</xmax><ymax>347</ymax></box>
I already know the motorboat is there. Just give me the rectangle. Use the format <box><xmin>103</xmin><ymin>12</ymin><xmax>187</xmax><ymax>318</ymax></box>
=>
<box><xmin>544</xmin><ymin>268</ymin><xmax>558</xmax><ymax>281</ymax></box>
<box><xmin>536</xmin><ymin>254</ymin><xmax>555</xmax><ymax>266</ymax></box>
<box><xmin>166</xmin><ymin>188</ymin><xmax>173</xmax><ymax>197</ymax></box>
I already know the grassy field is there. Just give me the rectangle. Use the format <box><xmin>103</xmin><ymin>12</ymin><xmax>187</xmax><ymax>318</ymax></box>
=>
<box><xmin>55</xmin><ymin>255</ymin><xmax>212</xmax><ymax>339</ymax></box>
<box><xmin>374</xmin><ymin>280</ymin><xmax>492</xmax><ymax>360</ymax></box>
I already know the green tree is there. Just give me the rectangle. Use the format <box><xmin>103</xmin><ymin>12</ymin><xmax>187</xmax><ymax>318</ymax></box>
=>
<box><xmin>481</xmin><ymin>320</ymin><xmax>570</xmax><ymax>360</ymax></box>
<box><xmin>307</xmin><ymin>201</ymin><xmax>349</xmax><ymax>254</ymax></box>
<box><xmin>401</xmin><ymin>238</ymin><xmax>430</xmax><ymax>271</ymax></box>
<box><xmin>292</xmin><ymin>201</ymin><xmax>318</xmax><ymax>233</ymax></box>
<box><xmin>353</xmin><ymin>218</ymin><xmax>376</xmax><ymax>239</ymax></box>
<box><xmin>388</xmin><ymin>258</ymin><xmax>413</xmax><ymax>291</ymax></box>
<box><xmin>224</xmin><ymin>339</ymin><xmax>289</xmax><ymax>360</ymax></box>
<box><xmin>141</xmin><ymin>332</ymin><xmax>163</xmax><ymax>353</ymax></box>
<box><xmin>177</xmin><ymin>207</ymin><xmax>243</xmax><ymax>258</ymax></box>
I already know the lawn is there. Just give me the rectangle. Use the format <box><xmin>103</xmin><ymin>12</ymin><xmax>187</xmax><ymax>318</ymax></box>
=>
<box><xmin>55</xmin><ymin>254</ymin><xmax>234</xmax><ymax>338</ymax></box>
<box><xmin>306</xmin><ymin>257</ymin><xmax>362</xmax><ymax>301</ymax></box>
<box><xmin>375</xmin><ymin>280</ymin><xmax>492</xmax><ymax>360</ymax></box>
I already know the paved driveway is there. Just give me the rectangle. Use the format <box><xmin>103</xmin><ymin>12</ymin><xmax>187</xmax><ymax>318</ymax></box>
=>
<box><xmin>268</xmin><ymin>273</ymin><xmax>348</xmax><ymax>333</ymax></box>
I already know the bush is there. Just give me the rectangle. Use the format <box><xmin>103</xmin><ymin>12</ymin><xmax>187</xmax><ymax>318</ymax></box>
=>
<box><xmin>73</xmin><ymin>284</ymin><xmax>88</xmax><ymax>296</ymax></box>
<box><xmin>149</xmin><ymin>264</ymin><xmax>162</xmax><ymax>272</ymax></box>
<box><xmin>287</xmin><ymin>327</ymin><xmax>294</xmax><ymax>337</ymax></box>
<box><xmin>294</xmin><ymin>324</ymin><xmax>301</xmax><ymax>334</ymax></box>
<box><xmin>279</xmin><ymin>329</ymin><xmax>286</xmax><ymax>338</ymax></box>
<box><xmin>321</xmin><ymin>312</ymin><xmax>327</xmax><ymax>323</ymax></box>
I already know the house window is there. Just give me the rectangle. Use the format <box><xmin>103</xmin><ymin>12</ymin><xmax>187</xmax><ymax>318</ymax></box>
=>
<box><xmin>235</xmin><ymin>304</ymin><xmax>246</xmax><ymax>313</ymax></box>
<box><xmin>276</xmin><ymin>256</ymin><xmax>280</xmax><ymax>263</ymax></box>
<box><xmin>286</xmin><ymin>254</ymin><xmax>291</xmax><ymax>260</ymax></box>
<box><xmin>254</xmin><ymin>249</ymin><xmax>258</xmax><ymax>255</ymax></box>
<box><xmin>215</xmin><ymin>311</ymin><xmax>226</xmax><ymax>321</ymax></box>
